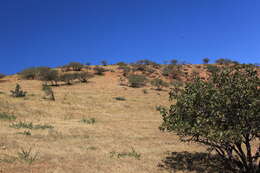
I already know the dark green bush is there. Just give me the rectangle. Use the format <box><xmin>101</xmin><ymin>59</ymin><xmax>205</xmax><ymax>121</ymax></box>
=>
<box><xmin>127</xmin><ymin>74</ymin><xmax>148</xmax><ymax>88</ymax></box>
<box><xmin>114</xmin><ymin>97</ymin><xmax>126</xmax><ymax>101</ymax></box>
<box><xmin>10</xmin><ymin>84</ymin><xmax>27</xmax><ymax>97</ymax></box>
<box><xmin>202</xmin><ymin>58</ymin><xmax>210</xmax><ymax>64</ymax></box>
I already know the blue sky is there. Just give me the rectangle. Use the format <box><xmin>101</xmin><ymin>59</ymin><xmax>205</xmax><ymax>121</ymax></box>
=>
<box><xmin>0</xmin><ymin>0</ymin><xmax>259</xmax><ymax>74</ymax></box>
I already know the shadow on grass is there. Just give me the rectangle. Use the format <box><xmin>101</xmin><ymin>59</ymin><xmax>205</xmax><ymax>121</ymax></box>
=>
<box><xmin>158</xmin><ymin>151</ymin><xmax>232</xmax><ymax>173</ymax></box>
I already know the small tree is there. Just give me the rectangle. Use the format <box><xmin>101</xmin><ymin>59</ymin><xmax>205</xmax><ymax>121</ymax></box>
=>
<box><xmin>60</xmin><ymin>73</ymin><xmax>76</xmax><ymax>85</ymax></box>
<box><xmin>42</xmin><ymin>84</ymin><xmax>55</xmax><ymax>101</ymax></box>
<box><xmin>69</xmin><ymin>62</ymin><xmax>84</xmax><ymax>71</ymax></box>
<box><xmin>203</xmin><ymin>58</ymin><xmax>210</xmax><ymax>64</ymax></box>
<box><xmin>0</xmin><ymin>73</ymin><xmax>5</xmax><ymax>79</ymax></box>
<box><xmin>93</xmin><ymin>66</ymin><xmax>106</xmax><ymax>75</ymax></box>
<box><xmin>151</xmin><ymin>78</ymin><xmax>169</xmax><ymax>90</ymax></box>
<box><xmin>76</xmin><ymin>72</ymin><xmax>94</xmax><ymax>83</ymax></box>
<box><xmin>101</xmin><ymin>60</ymin><xmax>108</xmax><ymax>66</ymax></box>
<box><xmin>10</xmin><ymin>84</ymin><xmax>27</xmax><ymax>97</ymax></box>
<box><xmin>40</xmin><ymin>69</ymin><xmax>59</xmax><ymax>86</ymax></box>
<box><xmin>127</xmin><ymin>74</ymin><xmax>148</xmax><ymax>88</ymax></box>
<box><xmin>159</xmin><ymin>65</ymin><xmax>260</xmax><ymax>173</ymax></box>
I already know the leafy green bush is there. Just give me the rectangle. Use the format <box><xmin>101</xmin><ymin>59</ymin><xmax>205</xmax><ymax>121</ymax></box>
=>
<box><xmin>17</xmin><ymin>147</ymin><xmax>39</xmax><ymax>164</ymax></box>
<box><xmin>10</xmin><ymin>84</ymin><xmax>27</xmax><ymax>97</ymax></box>
<box><xmin>127</xmin><ymin>74</ymin><xmax>148</xmax><ymax>88</ymax></box>
<box><xmin>159</xmin><ymin>65</ymin><xmax>260</xmax><ymax>173</ymax></box>
<box><xmin>93</xmin><ymin>66</ymin><xmax>106</xmax><ymax>75</ymax></box>
<box><xmin>150</xmin><ymin>78</ymin><xmax>169</xmax><ymax>90</ymax></box>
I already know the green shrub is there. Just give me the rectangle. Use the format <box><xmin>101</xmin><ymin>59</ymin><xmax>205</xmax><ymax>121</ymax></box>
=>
<box><xmin>159</xmin><ymin>65</ymin><xmax>260</xmax><ymax>173</ymax></box>
<box><xmin>151</xmin><ymin>78</ymin><xmax>169</xmax><ymax>90</ymax></box>
<box><xmin>114</xmin><ymin>97</ymin><xmax>126</xmax><ymax>101</ymax></box>
<box><xmin>127</xmin><ymin>74</ymin><xmax>148</xmax><ymax>88</ymax></box>
<box><xmin>10</xmin><ymin>84</ymin><xmax>27</xmax><ymax>97</ymax></box>
<box><xmin>93</xmin><ymin>66</ymin><xmax>106</xmax><ymax>75</ymax></box>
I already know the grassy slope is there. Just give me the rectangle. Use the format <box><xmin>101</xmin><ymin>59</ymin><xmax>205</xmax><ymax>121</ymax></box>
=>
<box><xmin>0</xmin><ymin>70</ymin><xmax>206</xmax><ymax>173</ymax></box>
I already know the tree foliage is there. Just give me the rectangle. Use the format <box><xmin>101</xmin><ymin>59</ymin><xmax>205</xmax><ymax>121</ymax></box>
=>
<box><xmin>159</xmin><ymin>65</ymin><xmax>260</xmax><ymax>173</ymax></box>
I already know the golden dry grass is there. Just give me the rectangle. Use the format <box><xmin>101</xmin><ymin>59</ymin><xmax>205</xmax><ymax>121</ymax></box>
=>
<box><xmin>0</xmin><ymin>72</ymin><xmax>206</xmax><ymax>173</ymax></box>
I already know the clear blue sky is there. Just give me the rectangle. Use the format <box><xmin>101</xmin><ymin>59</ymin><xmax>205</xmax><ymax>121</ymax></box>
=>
<box><xmin>0</xmin><ymin>0</ymin><xmax>259</xmax><ymax>74</ymax></box>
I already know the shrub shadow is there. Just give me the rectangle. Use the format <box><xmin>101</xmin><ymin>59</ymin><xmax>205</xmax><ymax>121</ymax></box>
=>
<box><xmin>158</xmin><ymin>151</ymin><xmax>232</xmax><ymax>173</ymax></box>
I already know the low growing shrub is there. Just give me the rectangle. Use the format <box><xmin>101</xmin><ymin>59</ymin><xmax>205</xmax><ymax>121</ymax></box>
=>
<box><xmin>10</xmin><ymin>84</ymin><xmax>27</xmax><ymax>97</ymax></box>
<box><xmin>127</xmin><ymin>74</ymin><xmax>148</xmax><ymax>88</ymax></box>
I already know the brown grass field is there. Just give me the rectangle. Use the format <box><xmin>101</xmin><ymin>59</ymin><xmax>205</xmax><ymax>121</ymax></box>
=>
<box><xmin>0</xmin><ymin>68</ymin><xmax>225</xmax><ymax>173</ymax></box>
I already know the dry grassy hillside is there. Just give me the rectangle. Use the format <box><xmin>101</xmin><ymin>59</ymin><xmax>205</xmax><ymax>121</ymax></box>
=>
<box><xmin>2</xmin><ymin>62</ymin><xmax>258</xmax><ymax>173</ymax></box>
<box><xmin>0</xmin><ymin>65</ymin><xmax>210</xmax><ymax>173</ymax></box>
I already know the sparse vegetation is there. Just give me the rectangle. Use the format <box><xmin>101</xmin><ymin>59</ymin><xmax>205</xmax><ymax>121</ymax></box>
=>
<box><xmin>0</xmin><ymin>112</ymin><xmax>16</xmax><ymax>121</ymax></box>
<box><xmin>80</xmin><ymin>118</ymin><xmax>96</xmax><ymax>124</ymax></box>
<box><xmin>10</xmin><ymin>121</ymin><xmax>53</xmax><ymax>130</ymax></box>
<box><xmin>110</xmin><ymin>147</ymin><xmax>141</xmax><ymax>160</ymax></box>
<box><xmin>17</xmin><ymin>147</ymin><xmax>39</xmax><ymax>164</ymax></box>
